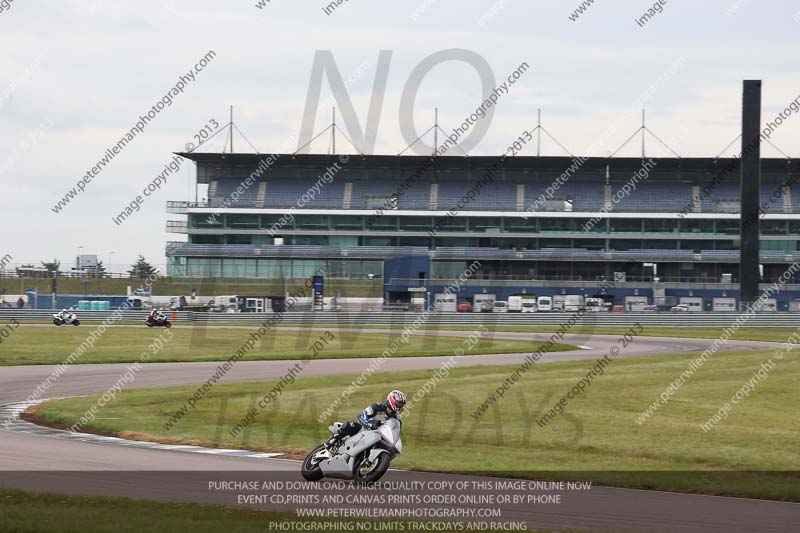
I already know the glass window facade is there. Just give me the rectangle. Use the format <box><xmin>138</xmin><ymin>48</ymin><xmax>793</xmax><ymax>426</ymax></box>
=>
<box><xmin>167</xmin><ymin>258</ymin><xmax>381</xmax><ymax>278</ymax></box>
<box><xmin>174</xmin><ymin>212</ymin><xmax>800</xmax><ymax>278</ymax></box>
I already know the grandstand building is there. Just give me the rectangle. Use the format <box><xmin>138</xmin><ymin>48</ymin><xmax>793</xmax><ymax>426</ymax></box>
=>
<box><xmin>166</xmin><ymin>153</ymin><xmax>800</xmax><ymax>309</ymax></box>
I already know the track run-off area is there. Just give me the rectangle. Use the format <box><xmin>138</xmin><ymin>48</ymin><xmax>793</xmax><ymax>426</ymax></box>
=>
<box><xmin>0</xmin><ymin>326</ymin><xmax>797</xmax><ymax>532</ymax></box>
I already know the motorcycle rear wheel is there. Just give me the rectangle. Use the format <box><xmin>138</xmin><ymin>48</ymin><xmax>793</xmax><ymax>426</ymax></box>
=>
<box><xmin>301</xmin><ymin>444</ymin><xmax>326</xmax><ymax>481</ymax></box>
<box><xmin>353</xmin><ymin>452</ymin><xmax>391</xmax><ymax>483</ymax></box>
<box><xmin>73</xmin><ymin>320</ymin><xmax>80</xmax><ymax>326</ymax></box>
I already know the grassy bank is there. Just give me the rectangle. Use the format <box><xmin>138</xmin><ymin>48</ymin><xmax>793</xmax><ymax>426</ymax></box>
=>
<box><xmin>0</xmin><ymin>489</ymin><xmax>387</xmax><ymax>533</ymax></box>
<box><xmin>0</xmin><ymin>488</ymin><xmax>301</xmax><ymax>533</ymax></box>
<box><xmin>279</xmin><ymin>325</ymin><xmax>796</xmax><ymax>343</ymax></box>
<box><xmin>0</xmin><ymin>327</ymin><xmax>570</xmax><ymax>365</ymax></box>
<box><xmin>34</xmin><ymin>347</ymin><xmax>800</xmax><ymax>500</ymax></box>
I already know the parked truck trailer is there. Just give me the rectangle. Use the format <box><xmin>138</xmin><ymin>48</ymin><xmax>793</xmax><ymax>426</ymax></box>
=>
<box><xmin>712</xmin><ymin>297</ymin><xmax>737</xmax><ymax>312</ymax></box>
<box><xmin>678</xmin><ymin>297</ymin><xmax>704</xmax><ymax>312</ymax></box>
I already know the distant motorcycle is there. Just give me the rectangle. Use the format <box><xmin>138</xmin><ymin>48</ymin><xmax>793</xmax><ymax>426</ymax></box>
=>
<box><xmin>301</xmin><ymin>418</ymin><xmax>403</xmax><ymax>483</ymax></box>
<box><xmin>145</xmin><ymin>315</ymin><xmax>171</xmax><ymax>328</ymax></box>
<box><xmin>53</xmin><ymin>312</ymin><xmax>80</xmax><ymax>327</ymax></box>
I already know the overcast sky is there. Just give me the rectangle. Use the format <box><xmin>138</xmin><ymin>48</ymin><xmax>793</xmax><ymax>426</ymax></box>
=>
<box><xmin>1</xmin><ymin>0</ymin><xmax>799</xmax><ymax>271</ymax></box>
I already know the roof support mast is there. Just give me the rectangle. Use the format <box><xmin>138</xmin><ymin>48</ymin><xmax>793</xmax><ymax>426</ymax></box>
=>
<box><xmin>537</xmin><ymin>109</ymin><xmax>542</xmax><ymax>157</ymax></box>
<box><xmin>434</xmin><ymin>108</ymin><xmax>439</xmax><ymax>156</ymax></box>
<box><xmin>641</xmin><ymin>109</ymin><xmax>646</xmax><ymax>158</ymax></box>
<box><xmin>609</xmin><ymin>109</ymin><xmax>680</xmax><ymax>159</ymax></box>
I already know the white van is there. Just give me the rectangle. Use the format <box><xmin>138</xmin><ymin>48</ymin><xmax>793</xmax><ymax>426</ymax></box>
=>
<box><xmin>521</xmin><ymin>300</ymin><xmax>537</xmax><ymax>313</ymax></box>
<box><xmin>492</xmin><ymin>301</ymin><xmax>508</xmax><ymax>313</ymax></box>
<box><xmin>536</xmin><ymin>296</ymin><xmax>552</xmax><ymax>312</ymax></box>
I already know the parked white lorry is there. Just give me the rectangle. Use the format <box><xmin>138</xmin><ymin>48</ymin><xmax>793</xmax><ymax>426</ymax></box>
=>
<box><xmin>507</xmin><ymin>295</ymin><xmax>524</xmax><ymax>312</ymax></box>
<box><xmin>473</xmin><ymin>293</ymin><xmax>495</xmax><ymax>313</ymax></box>
<box><xmin>433</xmin><ymin>293</ymin><xmax>457</xmax><ymax>312</ymax></box>
<box><xmin>712</xmin><ymin>297</ymin><xmax>737</xmax><ymax>312</ymax></box>
<box><xmin>585</xmin><ymin>297</ymin><xmax>608</xmax><ymax>312</ymax></box>
<box><xmin>678</xmin><ymin>297</ymin><xmax>703</xmax><ymax>312</ymax></box>
<box><xmin>564</xmin><ymin>295</ymin><xmax>585</xmax><ymax>312</ymax></box>
<box><xmin>624</xmin><ymin>296</ymin><xmax>649</xmax><ymax>311</ymax></box>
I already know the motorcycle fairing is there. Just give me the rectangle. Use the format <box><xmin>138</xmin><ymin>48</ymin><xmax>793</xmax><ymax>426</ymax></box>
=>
<box><xmin>318</xmin><ymin>430</ymin><xmax>381</xmax><ymax>479</ymax></box>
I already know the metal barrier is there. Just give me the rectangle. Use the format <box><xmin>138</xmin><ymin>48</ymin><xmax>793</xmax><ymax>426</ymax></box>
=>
<box><xmin>2</xmin><ymin>309</ymin><xmax>799</xmax><ymax>328</ymax></box>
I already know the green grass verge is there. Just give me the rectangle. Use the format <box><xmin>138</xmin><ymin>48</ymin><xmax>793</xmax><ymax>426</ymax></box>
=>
<box><xmin>8</xmin><ymin>323</ymin><xmax>797</xmax><ymax>345</ymax></box>
<box><xmin>278</xmin><ymin>325</ymin><xmax>795</xmax><ymax>343</ymax></box>
<box><xmin>35</xmin><ymin>347</ymin><xmax>800</xmax><ymax>501</ymax></box>
<box><xmin>0</xmin><ymin>489</ymin><xmax>413</xmax><ymax>533</ymax></box>
<box><xmin>0</xmin><ymin>327</ymin><xmax>571</xmax><ymax>365</ymax></box>
<box><xmin>0</xmin><ymin>488</ymin><xmax>303</xmax><ymax>533</ymax></box>
<box><xmin>470</xmin><ymin>326</ymin><xmax>795</xmax><ymax>344</ymax></box>
<box><xmin>0</xmin><ymin>489</ymin><xmax>546</xmax><ymax>532</ymax></box>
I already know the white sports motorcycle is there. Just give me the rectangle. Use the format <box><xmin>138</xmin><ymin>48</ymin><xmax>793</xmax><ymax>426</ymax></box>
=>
<box><xmin>301</xmin><ymin>418</ymin><xmax>403</xmax><ymax>483</ymax></box>
<box><xmin>53</xmin><ymin>311</ymin><xmax>80</xmax><ymax>326</ymax></box>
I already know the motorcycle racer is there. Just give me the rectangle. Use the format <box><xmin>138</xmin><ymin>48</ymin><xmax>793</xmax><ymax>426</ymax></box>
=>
<box><xmin>325</xmin><ymin>390</ymin><xmax>406</xmax><ymax>449</ymax></box>
<box><xmin>52</xmin><ymin>308</ymin><xmax>79</xmax><ymax>326</ymax></box>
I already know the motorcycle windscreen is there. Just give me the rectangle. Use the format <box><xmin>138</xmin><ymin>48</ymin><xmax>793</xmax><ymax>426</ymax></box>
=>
<box><xmin>379</xmin><ymin>419</ymin><xmax>401</xmax><ymax>446</ymax></box>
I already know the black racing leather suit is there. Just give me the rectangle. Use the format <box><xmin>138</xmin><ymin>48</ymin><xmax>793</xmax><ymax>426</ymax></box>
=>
<box><xmin>331</xmin><ymin>402</ymin><xmax>397</xmax><ymax>443</ymax></box>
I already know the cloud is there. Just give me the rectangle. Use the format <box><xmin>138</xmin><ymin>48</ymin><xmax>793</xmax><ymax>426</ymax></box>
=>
<box><xmin>1</xmin><ymin>0</ymin><xmax>798</xmax><ymax>268</ymax></box>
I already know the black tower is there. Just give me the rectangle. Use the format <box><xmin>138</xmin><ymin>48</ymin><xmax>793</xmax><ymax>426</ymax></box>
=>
<box><xmin>739</xmin><ymin>80</ymin><xmax>762</xmax><ymax>307</ymax></box>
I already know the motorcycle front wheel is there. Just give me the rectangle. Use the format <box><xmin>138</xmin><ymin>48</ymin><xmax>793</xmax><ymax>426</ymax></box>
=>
<box><xmin>301</xmin><ymin>444</ymin><xmax>326</xmax><ymax>481</ymax></box>
<box><xmin>164</xmin><ymin>321</ymin><xmax>171</xmax><ymax>328</ymax></box>
<box><xmin>353</xmin><ymin>452</ymin><xmax>391</xmax><ymax>483</ymax></box>
<box><xmin>146</xmin><ymin>321</ymin><xmax>154</xmax><ymax>328</ymax></box>
<box><xmin>53</xmin><ymin>319</ymin><xmax>61</xmax><ymax>326</ymax></box>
